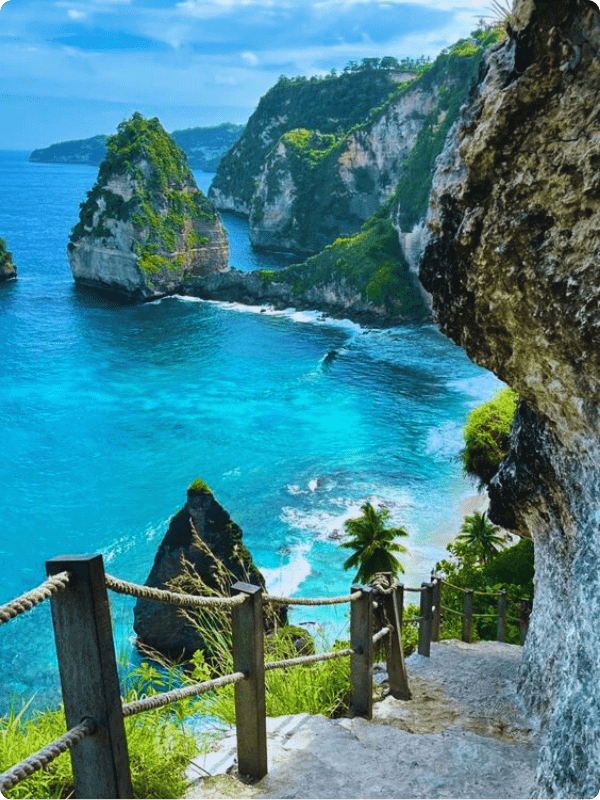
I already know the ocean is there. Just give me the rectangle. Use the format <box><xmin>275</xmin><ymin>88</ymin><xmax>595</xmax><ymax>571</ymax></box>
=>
<box><xmin>0</xmin><ymin>150</ymin><xmax>500</xmax><ymax>708</ymax></box>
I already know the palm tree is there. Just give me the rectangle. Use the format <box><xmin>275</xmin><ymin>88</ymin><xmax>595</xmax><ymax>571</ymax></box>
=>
<box><xmin>457</xmin><ymin>511</ymin><xmax>506</xmax><ymax>564</ymax></box>
<box><xmin>341</xmin><ymin>502</ymin><xmax>408</xmax><ymax>584</ymax></box>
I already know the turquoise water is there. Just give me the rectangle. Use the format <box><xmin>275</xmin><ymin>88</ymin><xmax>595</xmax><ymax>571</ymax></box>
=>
<box><xmin>0</xmin><ymin>151</ymin><xmax>499</xmax><ymax>706</ymax></box>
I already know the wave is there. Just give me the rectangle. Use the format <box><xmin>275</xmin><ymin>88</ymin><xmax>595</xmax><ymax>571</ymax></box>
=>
<box><xmin>259</xmin><ymin>543</ymin><xmax>312</xmax><ymax>597</ymax></box>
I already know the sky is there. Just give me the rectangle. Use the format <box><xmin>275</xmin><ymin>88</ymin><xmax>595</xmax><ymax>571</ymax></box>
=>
<box><xmin>0</xmin><ymin>0</ymin><xmax>531</xmax><ymax>150</ymax></box>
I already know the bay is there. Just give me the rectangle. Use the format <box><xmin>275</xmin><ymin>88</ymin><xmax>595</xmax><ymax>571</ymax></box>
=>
<box><xmin>0</xmin><ymin>151</ymin><xmax>499</xmax><ymax>707</ymax></box>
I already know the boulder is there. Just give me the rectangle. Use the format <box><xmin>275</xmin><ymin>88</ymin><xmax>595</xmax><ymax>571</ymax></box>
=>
<box><xmin>419</xmin><ymin>2</ymin><xmax>600</xmax><ymax>796</ymax></box>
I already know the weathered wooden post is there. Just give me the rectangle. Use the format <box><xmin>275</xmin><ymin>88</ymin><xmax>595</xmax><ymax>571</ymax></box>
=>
<box><xmin>519</xmin><ymin>598</ymin><xmax>531</xmax><ymax>644</ymax></box>
<box><xmin>380</xmin><ymin>576</ymin><xmax>411</xmax><ymax>700</ymax></box>
<box><xmin>418</xmin><ymin>582</ymin><xmax>433</xmax><ymax>657</ymax></box>
<box><xmin>462</xmin><ymin>589</ymin><xmax>474</xmax><ymax>643</ymax></box>
<box><xmin>430</xmin><ymin>575</ymin><xmax>441</xmax><ymax>642</ymax></box>
<box><xmin>497</xmin><ymin>589</ymin><xmax>508</xmax><ymax>642</ymax></box>
<box><xmin>350</xmin><ymin>585</ymin><xmax>374</xmax><ymax>718</ymax></box>
<box><xmin>46</xmin><ymin>555</ymin><xmax>133</xmax><ymax>799</ymax></box>
<box><xmin>231</xmin><ymin>582</ymin><xmax>267</xmax><ymax>780</ymax></box>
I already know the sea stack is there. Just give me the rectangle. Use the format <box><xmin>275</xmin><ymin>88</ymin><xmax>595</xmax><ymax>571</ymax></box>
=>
<box><xmin>419</xmin><ymin>1</ymin><xmax>600</xmax><ymax>796</ymax></box>
<box><xmin>134</xmin><ymin>480</ymin><xmax>284</xmax><ymax>661</ymax></box>
<box><xmin>0</xmin><ymin>237</ymin><xmax>16</xmax><ymax>281</ymax></box>
<box><xmin>67</xmin><ymin>113</ymin><xmax>228</xmax><ymax>301</ymax></box>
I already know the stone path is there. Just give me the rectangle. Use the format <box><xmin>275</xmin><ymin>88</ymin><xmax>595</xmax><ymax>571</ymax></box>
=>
<box><xmin>185</xmin><ymin>640</ymin><xmax>539</xmax><ymax>799</ymax></box>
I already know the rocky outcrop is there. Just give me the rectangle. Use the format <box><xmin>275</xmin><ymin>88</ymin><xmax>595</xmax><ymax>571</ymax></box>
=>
<box><xmin>134</xmin><ymin>480</ymin><xmax>284</xmax><ymax>661</ymax></box>
<box><xmin>185</xmin><ymin>266</ymin><xmax>422</xmax><ymax>326</ymax></box>
<box><xmin>419</xmin><ymin>2</ymin><xmax>600</xmax><ymax>796</ymax></box>
<box><xmin>0</xmin><ymin>237</ymin><xmax>16</xmax><ymax>281</ymax></box>
<box><xmin>68</xmin><ymin>113</ymin><xmax>228</xmax><ymax>301</ymax></box>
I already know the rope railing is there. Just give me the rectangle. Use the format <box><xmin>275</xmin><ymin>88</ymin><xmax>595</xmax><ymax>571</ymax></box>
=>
<box><xmin>264</xmin><ymin>647</ymin><xmax>355</xmax><ymax>672</ymax></box>
<box><xmin>0</xmin><ymin>717</ymin><xmax>96</xmax><ymax>794</ymax></box>
<box><xmin>122</xmin><ymin>671</ymin><xmax>247</xmax><ymax>717</ymax></box>
<box><xmin>0</xmin><ymin>571</ymin><xmax>71</xmax><ymax>625</ymax></box>
<box><xmin>264</xmin><ymin>590</ymin><xmax>362</xmax><ymax>606</ymax></box>
<box><xmin>372</xmin><ymin>626</ymin><xmax>391</xmax><ymax>645</ymax></box>
<box><xmin>105</xmin><ymin>573</ymin><xmax>246</xmax><ymax>608</ymax></box>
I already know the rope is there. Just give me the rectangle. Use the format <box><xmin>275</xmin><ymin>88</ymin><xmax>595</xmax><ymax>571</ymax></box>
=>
<box><xmin>104</xmin><ymin>574</ymin><xmax>246</xmax><ymax>609</ymax></box>
<box><xmin>440</xmin><ymin>605</ymin><xmax>464</xmax><ymax>616</ymax></box>
<box><xmin>0</xmin><ymin>718</ymin><xmax>96</xmax><ymax>793</ymax></box>
<box><xmin>122</xmin><ymin>671</ymin><xmax>247</xmax><ymax>717</ymax></box>
<box><xmin>0</xmin><ymin>572</ymin><xmax>71</xmax><ymax>625</ymax></box>
<box><xmin>372</xmin><ymin>626</ymin><xmax>391</xmax><ymax>645</ymax></box>
<box><xmin>264</xmin><ymin>647</ymin><xmax>354</xmax><ymax>672</ymax></box>
<box><xmin>264</xmin><ymin>590</ymin><xmax>362</xmax><ymax>607</ymax></box>
<box><xmin>404</xmin><ymin>586</ymin><xmax>424</xmax><ymax>593</ymax></box>
<box><xmin>440</xmin><ymin>581</ymin><xmax>465</xmax><ymax>592</ymax></box>
<box><xmin>404</xmin><ymin>616</ymin><xmax>423</xmax><ymax>623</ymax></box>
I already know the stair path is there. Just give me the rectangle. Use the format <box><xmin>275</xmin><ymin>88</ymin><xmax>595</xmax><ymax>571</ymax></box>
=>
<box><xmin>185</xmin><ymin>640</ymin><xmax>539</xmax><ymax>799</ymax></box>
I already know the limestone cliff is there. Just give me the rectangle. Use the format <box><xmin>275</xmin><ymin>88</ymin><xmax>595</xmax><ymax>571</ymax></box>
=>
<box><xmin>0</xmin><ymin>237</ymin><xmax>16</xmax><ymax>281</ymax></box>
<box><xmin>419</xmin><ymin>2</ymin><xmax>600</xmax><ymax>796</ymax></box>
<box><xmin>68</xmin><ymin>113</ymin><xmax>228</xmax><ymax>301</ymax></box>
<box><xmin>134</xmin><ymin>480</ymin><xmax>284</xmax><ymax>661</ymax></box>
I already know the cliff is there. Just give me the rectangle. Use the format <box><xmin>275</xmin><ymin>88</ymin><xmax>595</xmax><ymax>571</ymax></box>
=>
<box><xmin>68</xmin><ymin>113</ymin><xmax>228</xmax><ymax>301</ymax></box>
<box><xmin>419</xmin><ymin>2</ymin><xmax>600</xmax><ymax>796</ymax></box>
<box><xmin>249</xmin><ymin>43</ymin><xmax>491</xmax><ymax>256</ymax></box>
<box><xmin>0</xmin><ymin>237</ymin><xmax>16</xmax><ymax>281</ymax></box>
<box><xmin>134</xmin><ymin>480</ymin><xmax>283</xmax><ymax>661</ymax></box>
<box><xmin>30</xmin><ymin>124</ymin><xmax>244</xmax><ymax>171</ymax></box>
<box><xmin>209</xmin><ymin>63</ymin><xmax>416</xmax><ymax>216</ymax></box>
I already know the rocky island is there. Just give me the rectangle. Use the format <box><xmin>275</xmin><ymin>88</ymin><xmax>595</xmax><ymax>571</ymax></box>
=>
<box><xmin>0</xmin><ymin>237</ymin><xmax>16</xmax><ymax>281</ymax></box>
<box><xmin>134</xmin><ymin>480</ymin><xmax>285</xmax><ymax>661</ymax></box>
<box><xmin>67</xmin><ymin>113</ymin><xmax>228</xmax><ymax>301</ymax></box>
<box><xmin>419</xmin><ymin>1</ymin><xmax>600</xmax><ymax>796</ymax></box>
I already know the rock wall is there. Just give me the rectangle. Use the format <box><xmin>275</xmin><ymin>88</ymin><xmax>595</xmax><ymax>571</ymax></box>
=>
<box><xmin>68</xmin><ymin>114</ymin><xmax>228</xmax><ymax>302</ymax></box>
<box><xmin>133</xmin><ymin>481</ymin><xmax>281</xmax><ymax>660</ymax></box>
<box><xmin>419</xmin><ymin>2</ymin><xmax>600</xmax><ymax>796</ymax></box>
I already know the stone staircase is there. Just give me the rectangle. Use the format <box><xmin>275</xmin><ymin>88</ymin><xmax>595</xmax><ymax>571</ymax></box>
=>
<box><xmin>185</xmin><ymin>640</ymin><xmax>539</xmax><ymax>799</ymax></box>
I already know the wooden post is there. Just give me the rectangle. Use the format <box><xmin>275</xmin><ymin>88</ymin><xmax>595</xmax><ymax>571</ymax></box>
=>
<box><xmin>46</xmin><ymin>555</ymin><xmax>133</xmax><ymax>799</ymax></box>
<box><xmin>462</xmin><ymin>589</ymin><xmax>474</xmax><ymax>643</ymax></box>
<box><xmin>418</xmin><ymin>582</ymin><xmax>433</xmax><ymax>657</ymax></box>
<box><xmin>497</xmin><ymin>590</ymin><xmax>507</xmax><ymax>642</ymax></box>
<box><xmin>380</xmin><ymin>577</ymin><xmax>411</xmax><ymax>700</ymax></box>
<box><xmin>231</xmin><ymin>582</ymin><xmax>267</xmax><ymax>780</ymax></box>
<box><xmin>350</xmin><ymin>585</ymin><xmax>374</xmax><ymax>719</ymax></box>
<box><xmin>430</xmin><ymin>575</ymin><xmax>441</xmax><ymax>642</ymax></box>
<box><xmin>519</xmin><ymin>598</ymin><xmax>531</xmax><ymax>644</ymax></box>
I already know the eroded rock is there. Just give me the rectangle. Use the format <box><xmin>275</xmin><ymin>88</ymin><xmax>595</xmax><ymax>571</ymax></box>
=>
<box><xmin>0</xmin><ymin>237</ymin><xmax>16</xmax><ymax>281</ymax></box>
<box><xmin>419</xmin><ymin>2</ymin><xmax>600</xmax><ymax>796</ymax></box>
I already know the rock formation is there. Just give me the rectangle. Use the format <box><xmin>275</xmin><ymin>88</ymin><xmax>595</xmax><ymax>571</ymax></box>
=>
<box><xmin>68</xmin><ymin>113</ymin><xmax>228</xmax><ymax>301</ymax></box>
<box><xmin>0</xmin><ymin>237</ymin><xmax>16</xmax><ymax>281</ymax></box>
<box><xmin>134</xmin><ymin>480</ymin><xmax>284</xmax><ymax>661</ymax></box>
<box><xmin>419</xmin><ymin>2</ymin><xmax>600</xmax><ymax>796</ymax></box>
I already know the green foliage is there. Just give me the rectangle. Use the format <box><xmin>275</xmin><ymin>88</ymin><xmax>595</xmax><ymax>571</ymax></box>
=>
<box><xmin>401</xmin><ymin>604</ymin><xmax>421</xmax><ymax>657</ymax></box>
<box><xmin>0</xmin><ymin>666</ymin><xmax>199</xmax><ymax>799</ymax></box>
<box><xmin>188</xmin><ymin>478</ymin><xmax>212</xmax><ymax>495</ymax></box>
<box><xmin>435</xmin><ymin>526</ymin><xmax>534</xmax><ymax>645</ymax></box>
<box><xmin>457</xmin><ymin>512</ymin><xmax>507</xmax><ymax>565</ymax></box>
<box><xmin>279</xmin><ymin>213</ymin><xmax>426</xmax><ymax>317</ymax></box>
<box><xmin>0</xmin><ymin>236</ymin><xmax>14</xmax><ymax>268</ymax></box>
<box><xmin>462</xmin><ymin>388</ymin><xmax>518</xmax><ymax>486</ymax></box>
<box><xmin>341</xmin><ymin>502</ymin><xmax>408</xmax><ymax>584</ymax></box>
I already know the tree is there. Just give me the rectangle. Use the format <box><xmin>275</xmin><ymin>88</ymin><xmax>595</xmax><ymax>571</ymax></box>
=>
<box><xmin>457</xmin><ymin>511</ymin><xmax>506</xmax><ymax>565</ymax></box>
<box><xmin>341</xmin><ymin>502</ymin><xmax>408</xmax><ymax>584</ymax></box>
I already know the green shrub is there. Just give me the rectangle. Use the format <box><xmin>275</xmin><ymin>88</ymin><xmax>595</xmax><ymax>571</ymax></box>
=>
<box><xmin>462</xmin><ymin>388</ymin><xmax>518</xmax><ymax>486</ymax></box>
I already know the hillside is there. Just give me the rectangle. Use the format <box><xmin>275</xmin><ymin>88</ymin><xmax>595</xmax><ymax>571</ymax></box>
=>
<box><xmin>209</xmin><ymin>60</ymin><xmax>422</xmax><ymax>215</ymax></box>
<box><xmin>29</xmin><ymin>123</ymin><xmax>244</xmax><ymax>171</ymax></box>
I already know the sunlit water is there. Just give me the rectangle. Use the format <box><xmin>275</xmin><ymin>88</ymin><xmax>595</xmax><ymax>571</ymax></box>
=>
<box><xmin>0</xmin><ymin>151</ymin><xmax>499</xmax><ymax>708</ymax></box>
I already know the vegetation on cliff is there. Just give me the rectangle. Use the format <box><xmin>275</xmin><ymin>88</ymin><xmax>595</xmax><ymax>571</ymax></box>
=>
<box><xmin>462</xmin><ymin>387</ymin><xmax>518</xmax><ymax>487</ymax></box>
<box><xmin>0</xmin><ymin>236</ymin><xmax>16</xmax><ymax>280</ymax></box>
<box><xmin>69</xmin><ymin>113</ymin><xmax>225</xmax><ymax>291</ymax></box>
<box><xmin>30</xmin><ymin>124</ymin><xmax>243</xmax><ymax>171</ymax></box>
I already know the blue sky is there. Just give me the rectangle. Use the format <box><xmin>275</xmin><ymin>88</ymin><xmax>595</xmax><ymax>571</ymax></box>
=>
<box><xmin>0</xmin><ymin>0</ymin><xmax>511</xmax><ymax>149</ymax></box>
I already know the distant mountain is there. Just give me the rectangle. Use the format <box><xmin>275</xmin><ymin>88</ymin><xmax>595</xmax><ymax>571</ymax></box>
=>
<box><xmin>29</xmin><ymin>123</ymin><xmax>245</xmax><ymax>171</ymax></box>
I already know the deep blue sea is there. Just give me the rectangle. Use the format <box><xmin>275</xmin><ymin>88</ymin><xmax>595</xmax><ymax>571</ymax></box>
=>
<box><xmin>0</xmin><ymin>150</ymin><xmax>500</xmax><ymax>708</ymax></box>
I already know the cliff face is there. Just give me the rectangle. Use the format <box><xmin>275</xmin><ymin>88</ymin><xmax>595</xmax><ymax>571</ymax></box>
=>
<box><xmin>0</xmin><ymin>237</ymin><xmax>16</xmax><ymax>281</ymax></box>
<box><xmin>133</xmin><ymin>481</ymin><xmax>280</xmax><ymax>660</ymax></box>
<box><xmin>68</xmin><ymin>114</ymin><xmax>228</xmax><ymax>301</ymax></box>
<box><xmin>209</xmin><ymin>67</ymin><xmax>411</xmax><ymax>216</ymax></box>
<box><xmin>419</xmin><ymin>2</ymin><xmax>600</xmax><ymax>796</ymax></box>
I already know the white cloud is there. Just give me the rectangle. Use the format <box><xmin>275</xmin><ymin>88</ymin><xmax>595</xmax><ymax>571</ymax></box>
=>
<box><xmin>68</xmin><ymin>8</ymin><xmax>87</xmax><ymax>19</ymax></box>
<box><xmin>242</xmin><ymin>50</ymin><xmax>259</xmax><ymax>66</ymax></box>
<box><xmin>0</xmin><ymin>0</ymin><xmax>12</xmax><ymax>9</ymax></box>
